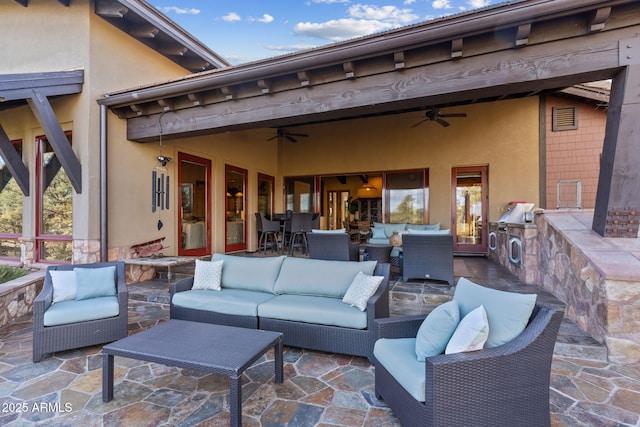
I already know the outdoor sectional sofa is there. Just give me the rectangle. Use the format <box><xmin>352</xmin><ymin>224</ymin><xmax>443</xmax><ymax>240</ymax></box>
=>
<box><xmin>170</xmin><ymin>253</ymin><xmax>390</xmax><ymax>361</ymax></box>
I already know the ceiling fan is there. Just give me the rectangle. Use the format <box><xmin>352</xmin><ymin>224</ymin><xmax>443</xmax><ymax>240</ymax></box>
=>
<box><xmin>412</xmin><ymin>108</ymin><xmax>467</xmax><ymax>128</ymax></box>
<box><xmin>267</xmin><ymin>128</ymin><xmax>309</xmax><ymax>143</ymax></box>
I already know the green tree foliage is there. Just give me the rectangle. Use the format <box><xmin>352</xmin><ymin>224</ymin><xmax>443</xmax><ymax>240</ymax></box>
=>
<box><xmin>390</xmin><ymin>194</ymin><xmax>424</xmax><ymax>223</ymax></box>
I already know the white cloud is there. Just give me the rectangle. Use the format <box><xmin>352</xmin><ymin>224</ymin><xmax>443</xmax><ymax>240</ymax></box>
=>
<box><xmin>311</xmin><ymin>0</ymin><xmax>350</xmax><ymax>3</ymax></box>
<box><xmin>348</xmin><ymin>4</ymin><xmax>418</xmax><ymax>24</ymax></box>
<box><xmin>432</xmin><ymin>0</ymin><xmax>452</xmax><ymax>9</ymax></box>
<box><xmin>294</xmin><ymin>18</ymin><xmax>394</xmax><ymax>41</ymax></box>
<box><xmin>250</xmin><ymin>14</ymin><xmax>275</xmax><ymax>24</ymax></box>
<box><xmin>222</xmin><ymin>12</ymin><xmax>241</xmax><ymax>22</ymax></box>
<box><xmin>161</xmin><ymin>6</ymin><xmax>200</xmax><ymax>15</ymax></box>
<box><xmin>468</xmin><ymin>0</ymin><xmax>491</xmax><ymax>7</ymax></box>
<box><xmin>404</xmin><ymin>0</ymin><xmax>416</xmax><ymax>4</ymax></box>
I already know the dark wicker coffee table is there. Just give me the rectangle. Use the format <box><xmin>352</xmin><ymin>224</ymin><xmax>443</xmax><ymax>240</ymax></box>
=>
<box><xmin>102</xmin><ymin>319</ymin><xmax>283</xmax><ymax>427</ymax></box>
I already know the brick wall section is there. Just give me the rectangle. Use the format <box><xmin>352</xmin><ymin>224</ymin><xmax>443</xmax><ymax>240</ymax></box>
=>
<box><xmin>545</xmin><ymin>96</ymin><xmax>606</xmax><ymax>209</ymax></box>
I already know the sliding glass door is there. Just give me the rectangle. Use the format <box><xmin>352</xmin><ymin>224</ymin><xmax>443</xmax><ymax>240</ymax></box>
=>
<box><xmin>225</xmin><ymin>165</ymin><xmax>247</xmax><ymax>252</ymax></box>
<box><xmin>451</xmin><ymin>166</ymin><xmax>487</xmax><ymax>254</ymax></box>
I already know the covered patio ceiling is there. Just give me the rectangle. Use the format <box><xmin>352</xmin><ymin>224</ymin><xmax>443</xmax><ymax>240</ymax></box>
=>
<box><xmin>98</xmin><ymin>0</ymin><xmax>640</xmax><ymax>238</ymax></box>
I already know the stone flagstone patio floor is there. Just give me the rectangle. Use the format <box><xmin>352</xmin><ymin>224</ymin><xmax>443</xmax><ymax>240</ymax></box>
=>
<box><xmin>0</xmin><ymin>257</ymin><xmax>639</xmax><ymax>426</ymax></box>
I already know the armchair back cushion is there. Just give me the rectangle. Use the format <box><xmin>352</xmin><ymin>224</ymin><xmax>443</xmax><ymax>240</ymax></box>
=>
<box><xmin>75</xmin><ymin>266</ymin><xmax>117</xmax><ymax>300</ymax></box>
<box><xmin>274</xmin><ymin>258</ymin><xmax>377</xmax><ymax>298</ymax></box>
<box><xmin>50</xmin><ymin>270</ymin><xmax>77</xmax><ymax>303</ymax></box>
<box><xmin>415</xmin><ymin>300</ymin><xmax>460</xmax><ymax>360</ymax></box>
<box><xmin>212</xmin><ymin>253</ymin><xmax>285</xmax><ymax>293</ymax></box>
<box><xmin>453</xmin><ymin>277</ymin><xmax>536</xmax><ymax>348</ymax></box>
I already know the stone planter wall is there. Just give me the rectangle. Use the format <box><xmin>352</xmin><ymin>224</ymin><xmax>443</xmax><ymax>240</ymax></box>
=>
<box><xmin>0</xmin><ymin>271</ymin><xmax>44</xmax><ymax>329</ymax></box>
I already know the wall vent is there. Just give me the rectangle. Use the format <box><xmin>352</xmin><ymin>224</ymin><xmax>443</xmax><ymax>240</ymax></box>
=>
<box><xmin>552</xmin><ymin>106</ymin><xmax>578</xmax><ymax>131</ymax></box>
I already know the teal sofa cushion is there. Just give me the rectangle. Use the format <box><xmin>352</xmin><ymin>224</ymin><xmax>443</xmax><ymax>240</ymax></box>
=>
<box><xmin>406</xmin><ymin>223</ymin><xmax>440</xmax><ymax>231</ymax></box>
<box><xmin>274</xmin><ymin>258</ymin><xmax>377</xmax><ymax>298</ymax></box>
<box><xmin>74</xmin><ymin>266</ymin><xmax>117</xmax><ymax>300</ymax></box>
<box><xmin>212</xmin><ymin>253</ymin><xmax>285</xmax><ymax>293</ymax></box>
<box><xmin>172</xmin><ymin>289</ymin><xmax>275</xmax><ymax>316</ymax></box>
<box><xmin>453</xmin><ymin>277</ymin><xmax>537</xmax><ymax>348</ymax></box>
<box><xmin>258</xmin><ymin>294</ymin><xmax>368</xmax><ymax>329</ymax></box>
<box><xmin>374</xmin><ymin>338</ymin><xmax>426</xmax><ymax>402</ymax></box>
<box><xmin>415</xmin><ymin>300</ymin><xmax>460</xmax><ymax>360</ymax></box>
<box><xmin>43</xmin><ymin>296</ymin><xmax>120</xmax><ymax>326</ymax></box>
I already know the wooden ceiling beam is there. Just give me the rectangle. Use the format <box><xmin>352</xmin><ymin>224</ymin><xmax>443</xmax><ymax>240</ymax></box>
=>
<box><xmin>130</xmin><ymin>24</ymin><xmax>160</xmax><ymax>39</ymax></box>
<box><xmin>124</xmin><ymin>33</ymin><xmax>621</xmax><ymax>142</ymax></box>
<box><xmin>516</xmin><ymin>24</ymin><xmax>531</xmax><ymax>47</ymax></box>
<box><xmin>591</xmin><ymin>7</ymin><xmax>611</xmax><ymax>32</ymax></box>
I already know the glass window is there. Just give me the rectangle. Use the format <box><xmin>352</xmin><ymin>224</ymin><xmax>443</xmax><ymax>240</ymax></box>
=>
<box><xmin>258</xmin><ymin>173</ymin><xmax>274</xmax><ymax>218</ymax></box>
<box><xmin>0</xmin><ymin>140</ymin><xmax>23</xmax><ymax>259</ymax></box>
<box><xmin>385</xmin><ymin>170</ymin><xmax>428</xmax><ymax>223</ymax></box>
<box><xmin>284</xmin><ymin>177</ymin><xmax>314</xmax><ymax>213</ymax></box>
<box><xmin>37</xmin><ymin>134</ymin><xmax>73</xmax><ymax>262</ymax></box>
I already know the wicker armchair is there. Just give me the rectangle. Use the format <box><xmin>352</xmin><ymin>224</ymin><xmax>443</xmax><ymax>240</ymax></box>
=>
<box><xmin>374</xmin><ymin>303</ymin><xmax>563</xmax><ymax>427</ymax></box>
<box><xmin>307</xmin><ymin>232</ymin><xmax>360</xmax><ymax>261</ymax></box>
<box><xmin>401</xmin><ymin>234</ymin><xmax>454</xmax><ymax>285</ymax></box>
<box><xmin>33</xmin><ymin>261</ymin><xmax>128</xmax><ymax>362</ymax></box>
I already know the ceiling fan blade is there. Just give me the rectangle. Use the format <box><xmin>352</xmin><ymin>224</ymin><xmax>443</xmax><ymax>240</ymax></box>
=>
<box><xmin>266</xmin><ymin>135</ymin><xmax>279</xmax><ymax>141</ymax></box>
<box><xmin>436</xmin><ymin>118</ymin><xmax>450</xmax><ymax>127</ymax></box>
<box><xmin>440</xmin><ymin>113</ymin><xmax>467</xmax><ymax>118</ymax></box>
<box><xmin>412</xmin><ymin>118</ymin><xmax>429</xmax><ymax>128</ymax></box>
<box><xmin>286</xmin><ymin>135</ymin><xmax>297</xmax><ymax>143</ymax></box>
<box><xmin>289</xmin><ymin>133</ymin><xmax>309</xmax><ymax>138</ymax></box>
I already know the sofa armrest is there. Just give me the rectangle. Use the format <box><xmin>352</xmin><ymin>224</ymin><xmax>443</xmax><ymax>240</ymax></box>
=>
<box><xmin>367</xmin><ymin>263</ymin><xmax>390</xmax><ymax>320</ymax></box>
<box><xmin>33</xmin><ymin>276</ymin><xmax>54</xmax><ymax>326</ymax></box>
<box><xmin>170</xmin><ymin>276</ymin><xmax>195</xmax><ymax>298</ymax></box>
<box><xmin>376</xmin><ymin>315</ymin><xmax>426</xmax><ymax>339</ymax></box>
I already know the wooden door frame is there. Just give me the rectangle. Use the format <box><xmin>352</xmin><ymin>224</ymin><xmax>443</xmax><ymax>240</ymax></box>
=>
<box><xmin>178</xmin><ymin>152</ymin><xmax>212</xmax><ymax>256</ymax></box>
<box><xmin>451</xmin><ymin>165</ymin><xmax>488</xmax><ymax>254</ymax></box>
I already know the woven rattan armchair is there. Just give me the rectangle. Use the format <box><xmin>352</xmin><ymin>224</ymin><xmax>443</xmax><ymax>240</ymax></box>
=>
<box><xmin>374</xmin><ymin>303</ymin><xmax>563</xmax><ymax>427</ymax></box>
<box><xmin>307</xmin><ymin>232</ymin><xmax>360</xmax><ymax>261</ymax></box>
<box><xmin>33</xmin><ymin>261</ymin><xmax>128</xmax><ymax>362</ymax></box>
<box><xmin>401</xmin><ymin>234</ymin><xmax>454</xmax><ymax>285</ymax></box>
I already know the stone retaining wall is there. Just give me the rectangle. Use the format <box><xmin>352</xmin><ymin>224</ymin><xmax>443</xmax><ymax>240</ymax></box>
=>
<box><xmin>0</xmin><ymin>271</ymin><xmax>44</xmax><ymax>330</ymax></box>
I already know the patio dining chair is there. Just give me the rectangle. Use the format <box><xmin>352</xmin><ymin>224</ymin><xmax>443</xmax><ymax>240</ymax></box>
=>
<box><xmin>255</xmin><ymin>212</ymin><xmax>281</xmax><ymax>253</ymax></box>
<box><xmin>288</xmin><ymin>212</ymin><xmax>314</xmax><ymax>255</ymax></box>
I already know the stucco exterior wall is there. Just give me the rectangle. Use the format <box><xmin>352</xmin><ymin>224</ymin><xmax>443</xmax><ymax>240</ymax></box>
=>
<box><xmin>0</xmin><ymin>0</ymin><xmax>203</xmax><ymax>264</ymax></box>
<box><xmin>280</xmin><ymin>97</ymin><xmax>540</xmax><ymax>227</ymax></box>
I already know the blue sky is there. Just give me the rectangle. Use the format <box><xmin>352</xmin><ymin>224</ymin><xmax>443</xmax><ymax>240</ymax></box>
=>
<box><xmin>147</xmin><ymin>0</ymin><xmax>494</xmax><ymax>65</ymax></box>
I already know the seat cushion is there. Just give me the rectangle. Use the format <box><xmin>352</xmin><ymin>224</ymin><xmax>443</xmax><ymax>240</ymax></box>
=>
<box><xmin>43</xmin><ymin>296</ymin><xmax>120</xmax><ymax>326</ymax></box>
<box><xmin>274</xmin><ymin>258</ymin><xmax>377</xmax><ymax>298</ymax></box>
<box><xmin>172</xmin><ymin>289</ymin><xmax>275</xmax><ymax>317</ymax></box>
<box><xmin>453</xmin><ymin>277</ymin><xmax>536</xmax><ymax>348</ymax></box>
<box><xmin>258</xmin><ymin>294</ymin><xmax>368</xmax><ymax>329</ymax></box>
<box><xmin>211</xmin><ymin>253</ymin><xmax>285</xmax><ymax>293</ymax></box>
<box><xmin>374</xmin><ymin>338</ymin><xmax>426</xmax><ymax>402</ymax></box>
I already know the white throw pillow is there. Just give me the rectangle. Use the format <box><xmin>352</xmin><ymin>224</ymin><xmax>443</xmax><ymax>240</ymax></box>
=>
<box><xmin>192</xmin><ymin>259</ymin><xmax>223</xmax><ymax>291</ymax></box>
<box><xmin>49</xmin><ymin>270</ymin><xmax>77</xmax><ymax>303</ymax></box>
<box><xmin>445</xmin><ymin>305</ymin><xmax>489</xmax><ymax>354</ymax></box>
<box><xmin>342</xmin><ymin>271</ymin><xmax>384</xmax><ymax>311</ymax></box>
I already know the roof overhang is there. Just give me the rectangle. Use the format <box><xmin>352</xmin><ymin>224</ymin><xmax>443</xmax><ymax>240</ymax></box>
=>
<box><xmin>94</xmin><ymin>0</ymin><xmax>230</xmax><ymax>72</ymax></box>
<box><xmin>98</xmin><ymin>0</ymin><xmax>639</xmax><ymax>142</ymax></box>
